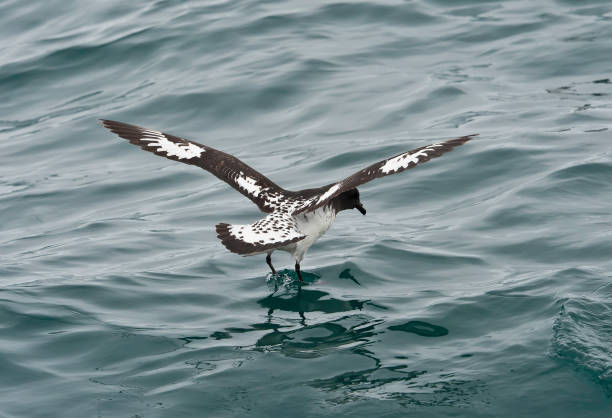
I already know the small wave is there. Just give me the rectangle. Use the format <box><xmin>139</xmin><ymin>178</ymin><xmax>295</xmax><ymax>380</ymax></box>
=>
<box><xmin>388</xmin><ymin>320</ymin><xmax>449</xmax><ymax>337</ymax></box>
<box><xmin>551</xmin><ymin>162</ymin><xmax>612</xmax><ymax>182</ymax></box>
<box><xmin>521</xmin><ymin>161</ymin><xmax>612</xmax><ymax>200</ymax></box>
<box><xmin>551</xmin><ymin>289</ymin><xmax>612</xmax><ymax>394</ymax></box>
<box><xmin>365</xmin><ymin>241</ymin><xmax>485</xmax><ymax>268</ymax></box>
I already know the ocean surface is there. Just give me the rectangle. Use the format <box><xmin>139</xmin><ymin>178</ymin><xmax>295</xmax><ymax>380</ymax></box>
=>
<box><xmin>1</xmin><ymin>0</ymin><xmax>611</xmax><ymax>416</ymax></box>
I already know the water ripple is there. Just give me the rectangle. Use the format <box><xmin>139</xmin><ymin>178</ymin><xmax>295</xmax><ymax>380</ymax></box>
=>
<box><xmin>2</xmin><ymin>0</ymin><xmax>612</xmax><ymax>416</ymax></box>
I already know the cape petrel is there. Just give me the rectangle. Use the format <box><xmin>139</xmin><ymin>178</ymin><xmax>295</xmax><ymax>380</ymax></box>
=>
<box><xmin>100</xmin><ymin>120</ymin><xmax>475</xmax><ymax>281</ymax></box>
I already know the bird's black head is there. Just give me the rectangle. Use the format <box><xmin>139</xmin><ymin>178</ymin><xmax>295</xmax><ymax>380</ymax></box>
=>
<box><xmin>333</xmin><ymin>188</ymin><xmax>366</xmax><ymax>215</ymax></box>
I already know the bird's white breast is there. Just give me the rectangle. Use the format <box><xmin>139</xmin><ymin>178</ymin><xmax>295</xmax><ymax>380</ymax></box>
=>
<box><xmin>294</xmin><ymin>205</ymin><xmax>336</xmax><ymax>237</ymax></box>
<box><xmin>283</xmin><ymin>205</ymin><xmax>336</xmax><ymax>262</ymax></box>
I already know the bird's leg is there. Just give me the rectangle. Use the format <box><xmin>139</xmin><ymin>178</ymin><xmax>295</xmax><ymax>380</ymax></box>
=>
<box><xmin>266</xmin><ymin>253</ymin><xmax>277</xmax><ymax>275</ymax></box>
<box><xmin>295</xmin><ymin>262</ymin><xmax>303</xmax><ymax>282</ymax></box>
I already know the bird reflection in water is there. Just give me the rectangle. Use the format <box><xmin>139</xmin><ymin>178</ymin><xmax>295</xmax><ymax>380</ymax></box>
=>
<box><xmin>260</xmin><ymin>280</ymin><xmax>365</xmax><ymax>324</ymax></box>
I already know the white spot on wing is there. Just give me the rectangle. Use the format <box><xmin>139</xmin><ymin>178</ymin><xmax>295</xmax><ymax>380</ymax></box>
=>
<box><xmin>235</xmin><ymin>174</ymin><xmax>262</xmax><ymax>197</ymax></box>
<box><xmin>141</xmin><ymin>129</ymin><xmax>204</xmax><ymax>160</ymax></box>
<box><xmin>317</xmin><ymin>183</ymin><xmax>341</xmax><ymax>204</ymax></box>
<box><xmin>379</xmin><ymin>144</ymin><xmax>440</xmax><ymax>174</ymax></box>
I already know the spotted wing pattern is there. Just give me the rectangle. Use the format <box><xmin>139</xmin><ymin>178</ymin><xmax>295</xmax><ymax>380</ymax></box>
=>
<box><xmin>216</xmin><ymin>212</ymin><xmax>305</xmax><ymax>255</ymax></box>
<box><xmin>100</xmin><ymin>119</ymin><xmax>290</xmax><ymax>213</ymax></box>
<box><xmin>293</xmin><ymin>135</ymin><xmax>476</xmax><ymax>214</ymax></box>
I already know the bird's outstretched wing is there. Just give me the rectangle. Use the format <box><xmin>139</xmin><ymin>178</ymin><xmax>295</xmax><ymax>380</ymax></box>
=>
<box><xmin>100</xmin><ymin>120</ymin><xmax>289</xmax><ymax>213</ymax></box>
<box><xmin>293</xmin><ymin>134</ymin><xmax>476</xmax><ymax>214</ymax></box>
<box><xmin>216</xmin><ymin>212</ymin><xmax>305</xmax><ymax>255</ymax></box>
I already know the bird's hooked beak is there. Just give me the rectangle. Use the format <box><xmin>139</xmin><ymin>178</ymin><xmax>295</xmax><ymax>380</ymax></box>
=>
<box><xmin>355</xmin><ymin>203</ymin><xmax>366</xmax><ymax>215</ymax></box>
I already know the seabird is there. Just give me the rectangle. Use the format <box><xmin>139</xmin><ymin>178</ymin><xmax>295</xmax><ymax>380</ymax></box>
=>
<box><xmin>100</xmin><ymin>120</ymin><xmax>475</xmax><ymax>281</ymax></box>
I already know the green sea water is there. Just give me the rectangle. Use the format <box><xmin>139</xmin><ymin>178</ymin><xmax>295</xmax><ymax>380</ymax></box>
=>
<box><xmin>1</xmin><ymin>0</ymin><xmax>611</xmax><ymax>416</ymax></box>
